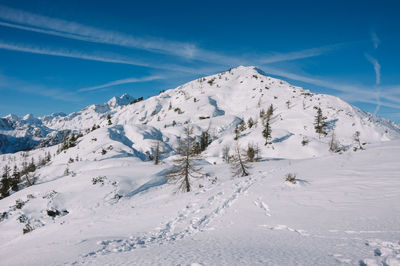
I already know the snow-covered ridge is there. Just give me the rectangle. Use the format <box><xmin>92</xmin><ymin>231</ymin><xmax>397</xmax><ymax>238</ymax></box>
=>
<box><xmin>1</xmin><ymin>66</ymin><xmax>399</xmax><ymax>156</ymax></box>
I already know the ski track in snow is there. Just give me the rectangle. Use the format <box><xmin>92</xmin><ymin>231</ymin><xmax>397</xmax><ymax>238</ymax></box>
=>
<box><xmin>70</xmin><ymin>176</ymin><xmax>256</xmax><ymax>265</ymax></box>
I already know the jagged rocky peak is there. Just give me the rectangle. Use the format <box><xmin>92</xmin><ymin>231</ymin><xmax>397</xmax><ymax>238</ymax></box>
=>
<box><xmin>5</xmin><ymin>113</ymin><xmax>20</xmax><ymax>121</ymax></box>
<box><xmin>107</xmin><ymin>93</ymin><xmax>135</xmax><ymax>108</ymax></box>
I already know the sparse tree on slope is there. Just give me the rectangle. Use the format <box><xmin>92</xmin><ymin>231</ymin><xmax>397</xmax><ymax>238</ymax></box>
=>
<box><xmin>11</xmin><ymin>165</ymin><xmax>20</xmax><ymax>192</ymax></box>
<box><xmin>262</xmin><ymin>119</ymin><xmax>272</xmax><ymax>145</ymax></box>
<box><xmin>247</xmin><ymin>143</ymin><xmax>261</xmax><ymax>162</ymax></box>
<box><xmin>247</xmin><ymin>117</ymin><xmax>254</xmax><ymax>129</ymax></box>
<box><xmin>200</xmin><ymin>130</ymin><xmax>211</xmax><ymax>152</ymax></box>
<box><xmin>266</xmin><ymin>104</ymin><xmax>274</xmax><ymax>121</ymax></box>
<box><xmin>0</xmin><ymin>165</ymin><xmax>11</xmax><ymax>198</ymax></box>
<box><xmin>329</xmin><ymin>131</ymin><xmax>339</xmax><ymax>152</ymax></box>
<box><xmin>153</xmin><ymin>141</ymin><xmax>161</xmax><ymax>165</ymax></box>
<box><xmin>231</xmin><ymin>143</ymin><xmax>250</xmax><ymax>177</ymax></box>
<box><xmin>107</xmin><ymin>114</ymin><xmax>112</xmax><ymax>125</ymax></box>
<box><xmin>353</xmin><ymin>131</ymin><xmax>364</xmax><ymax>151</ymax></box>
<box><xmin>238</xmin><ymin>119</ymin><xmax>247</xmax><ymax>132</ymax></box>
<box><xmin>166</xmin><ymin>126</ymin><xmax>203</xmax><ymax>192</ymax></box>
<box><xmin>222</xmin><ymin>145</ymin><xmax>231</xmax><ymax>163</ymax></box>
<box><xmin>314</xmin><ymin>107</ymin><xmax>327</xmax><ymax>138</ymax></box>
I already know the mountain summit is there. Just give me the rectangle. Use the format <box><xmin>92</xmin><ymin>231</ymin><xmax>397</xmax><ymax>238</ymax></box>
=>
<box><xmin>0</xmin><ymin>66</ymin><xmax>399</xmax><ymax>156</ymax></box>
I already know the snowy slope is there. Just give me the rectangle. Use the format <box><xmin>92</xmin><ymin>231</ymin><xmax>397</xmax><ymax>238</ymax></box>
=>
<box><xmin>0</xmin><ymin>139</ymin><xmax>399</xmax><ymax>265</ymax></box>
<box><xmin>0</xmin><ymin>66</ymin><xmax>400</xmax><ymax>265</ymax></box>
<box><xmin>1</xmin><ymin>66</ymin><xmax>399</xmax><ymax>157</ymax></box>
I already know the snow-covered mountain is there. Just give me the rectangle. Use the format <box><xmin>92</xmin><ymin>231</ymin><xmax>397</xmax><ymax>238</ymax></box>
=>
<box><xmin>1</xmin><ymin>66</ymin><xmax>400</xmax><ymax>265</ymax></box>
<box><xmin>1</xmin><ymin>66</ymin><xmax>399</xmax><ymax>158</ymax></box>
<box><xmin>0</xmin><ymin>94</ymin><xmax>136</xmax><ymax>154</ymax></box>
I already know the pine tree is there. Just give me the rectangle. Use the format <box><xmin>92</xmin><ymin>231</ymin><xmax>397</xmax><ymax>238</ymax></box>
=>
<box><xmin>238</xmin><ymin>119</ymin><xmax>247</xmax><ymax>132</ymax></box>
<box><xmin>25</xmin><ymin>173</ymin><xmax>34</xmax><ymax>187</ymax></box>
<box><xmin>153</xmin><ymin>141</ymin><xmax>161</xmax><ymax>165</ymax></box>
<box><xmin>193</xmin><ymin>141</ymin><xmax>202</xmax><ymax>155</ymax></box>
<box><xmin>247</xmin><ymin>117</ymin><xmax>254</xmax><ymax>128</ymax></box>
<box><xmin>253</xmin><ymin>143</ymin><xmax>261</xmax><ymax>162</ymax></box>
<box><xmin>234</xmin><ymin>125</ymin><xmax>240</xmax><ymax>140</ymax></box>
<box><xmin>222</xmin><ymin>145</ymin><xmax>230</xmax><ymax>163</ymax></box>
<box><xmin>353</xmin><ymin>131</ymin><xmax>363</xmax><ymax>150</ymax></box>
<box><xmin>200</xmin><ymin>130</ymin><xmax>211</xmax><ymax>151</ymax></box>
<box><xmin>11</xmin><ymin>165</ymin><xmax>20</xmax><ymax>192</ymax></box>
<box><xmin>247</xmin><ymin>144</ymin><xmax>255</xmax><ymax>162</ymax></box>
<box><xmin>231</xmin><ymin>143</ymin><xmax>250</xmax><ymax>177</ymax></box>
<box><xmin>329</xmin><ymin>131</ymin><xmax>339</xmax><ymax>152</ymax></box>
<box><xmin>166</xmin><ymin>126</ymin><xmax>203</xmax><ymax>192</ymax></box>
<box><xmin>314</xmin><ymin>107</ymin><xmax>327</xmax><ymax>137</ymax></box>
<box><xmin>27</xmin><ymin>158</ymin><xmax>36</xmax><ymax>172</ymax></box>
<box><xmin>266</xmin><ymin>104</ymin><xmax>274</xmax><ymax>121</ymax></box>
<box><xmin>262</xmin><ymin>119</ymin><xmax>272</xmax><ymax>145</ymax></box>
<box><xmin>247</xmin><ymin>143</ymin><xmax>261</xmax><ymax>162</ymax></box>
<box><xmin>46</xmin><ymin>152</ymin><xmax>51</xmax><ymax>163</ymax></box>
<box><xmin>0</xmin><ymin>165</ymin><xmax>11</xmax><ymax>198</ymax></box>
<box><xmin>107</xmin><ymin>114</ymin><xmax>112</xmax><ymax>125</ymax></box>
<box><xmin>259</xmin><ymin>109</ymin><xmax>266</xmax><ymax>119</ymax></box>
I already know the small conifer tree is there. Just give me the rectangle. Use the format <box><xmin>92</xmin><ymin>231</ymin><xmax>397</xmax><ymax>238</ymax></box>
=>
<box><xmin>353</xmin><ymin>131</ymin><xmax>364</xmax><ymax>150</ymax></box>
<box><xmin>247</xmin><ymin>118</ymin><xmax>254</xmax><ymax>128</ymax></box>
<box><xmin>262</xmin><ymin>120</ymin><xmax>272</xmax><ymax>145</ymax></box>
<box><xmin>231</xmin><ymin>143</ymin><xmax>250</xmax><ymax>177</ymax></box>
<box><xmin>166</xmin><ymin>126</ymin><xmax>203</xmax><ymax>192</ymax></box>
<box><xmin>0</xmin><ymin>165</ymin><xmax>11</xmax><ymax>198</ymax></box>
<box><xmin>314</xmin><ymin>107</ymin><xmax>327</xmax><ymax>137</ymax></box>
<box><xmin>153</xmin><ymin>141</ymin><xmax>161</xmax><ymax>165</ymax></box>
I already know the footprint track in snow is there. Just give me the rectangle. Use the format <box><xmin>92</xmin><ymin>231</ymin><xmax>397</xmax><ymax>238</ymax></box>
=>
<box><xmin>71</xmin><ymin>176</ymin><xmax>257</xmax><ymax>264</ymax></box>
<box><xmin>254</xmin><ymin>198</ymin><xmax>271</xmax><ymax>217</ymax></box>
<box><xmin>359</xmin><ymin>239</ymin><xmax>400</xmax><ymax>266</ymax></box>
<box><xmin>259</xmin><ymin>224</ymin><xmax>309</xmax><ymax>236</ymax></box>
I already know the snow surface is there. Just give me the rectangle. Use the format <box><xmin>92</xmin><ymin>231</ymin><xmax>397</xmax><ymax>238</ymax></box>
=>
<box><xmin>0</xmin><ymin>66</ymin><xmax>399</xmax><ymax>265</ymax></box>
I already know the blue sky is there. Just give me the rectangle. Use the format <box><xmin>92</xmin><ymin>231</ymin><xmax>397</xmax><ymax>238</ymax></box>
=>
<box><xmin>0</xmin><ymin>0</ymin><xmax>399</xmax><ymax>123</ymax></box>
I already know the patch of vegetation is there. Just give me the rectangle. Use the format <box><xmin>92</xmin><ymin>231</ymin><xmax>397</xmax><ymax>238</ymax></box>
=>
<box><xmin>130</xmin><ymin>97</ymin><xmax>144</xmax><ymax>104</ymax></box>
<box><xmin>92</xmin><ymin>176</ymin><xmax>106</xmax><ymax>185</ymax></box>
<box><xmin>174</xmin><ymin>107</ymin><xmax>183</xmax><ymax>114</ymax></box>
<box><xmin>285</xmin><ymin>173</ymin><xmax>297</xmax><ymax>184</ymax></box>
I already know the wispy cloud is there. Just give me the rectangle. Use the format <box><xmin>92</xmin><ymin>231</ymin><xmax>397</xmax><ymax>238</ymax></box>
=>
<box><xmin>371</xmin><ymin>31</ymin><xmax>380</xmax><ymax>49</ymax></box>
<box><xmin>0</xmin><ymin>5</ymin><xmax>342</xmax><ymax>67</ymax></box>
<box><xmin>0</xmin><ymin>5</ymin><xmax>198</xmax><ymax>59</ymax></box>
<box><xmin>260</xmin><ymin>66</ymin><xmax>400</xmax><ymax>110</ymax></box>
<box><xmin>365</xmin><ymin>53</ymin><xmax>381</xmax><ymax>85</ymax></box>
<box><xmin>0</xmin><ymin>40</ymin><xmax>150</xmax><ymax>66</ymax></box>
<box><xmin>79</xmin><ymin>75</ymin><xmax>163</xmax><ymax>92</ymax></box>
<box><xmin>0</xmin><ymin>40</ymin><xmax>204</xmax><ymax>74</ymax></box>
<box><xmin>256</xmin><ymin>43</ymin><xmax>345</xmax><ymax>65</ymax></box>
<box><xmin>364</xmin><ymin>54</ymin><xmax>382</xmax><ymax>114</ymax></box>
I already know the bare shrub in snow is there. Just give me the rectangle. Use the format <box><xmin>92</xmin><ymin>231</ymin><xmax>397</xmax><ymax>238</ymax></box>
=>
<box><xmin>222</xmin><ymin>145</ymin><xmax>231</xmax><ymax>163</ymax></box>
<box><xmin>301</xmin><ymin>136</ymin><xmax>309</xmax><ymax>146</ymax></box>
<box><xmin>285</xmin><ymin>173</ymin><xmax>297</xmax><ymax>184</ymax></box>
<box><xmin>329</xmin><ymin>131</ymin><xmax>340</xmax><ymax>152</ymax></box>
<box><xmin>353</xmin><ymin>131</ymin><xmax>364</xmax><ymax>151</ymax></box>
